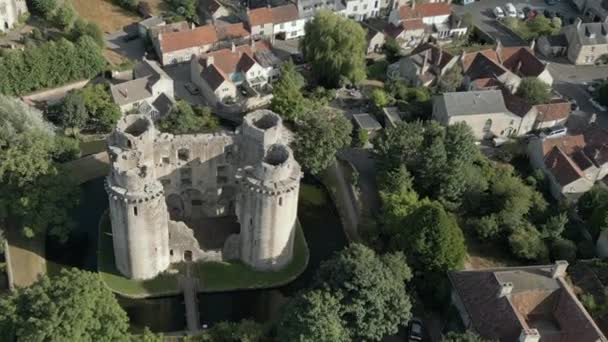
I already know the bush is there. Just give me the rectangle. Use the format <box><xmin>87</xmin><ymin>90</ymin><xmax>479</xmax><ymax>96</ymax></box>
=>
<box><xmin>113</xmin><ymin>0</ymin><xmax>139</xmax><ymax>11</ymax></box>
<box><xmin>356</xmin><ymin>129</ymin><xmax>369</xmax><ymax>147</ymax></box>
<box><xmin>550</xmin><ymin>238</ymin><xmax>577</xmax><ymax>262</ymax></box>
<box><xmin>577</xmin><ymin>240</ymin><xmax>597</xmax><ymax>259</ymax></box>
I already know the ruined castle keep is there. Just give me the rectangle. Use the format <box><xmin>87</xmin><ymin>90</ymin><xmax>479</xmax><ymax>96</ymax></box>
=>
<box><xmin>105</xmin><ymin>110</ymin><xmax>302</xmax><ymax>280</ymax></box>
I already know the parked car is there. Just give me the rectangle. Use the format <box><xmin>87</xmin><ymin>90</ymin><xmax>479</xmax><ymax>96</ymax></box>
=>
<box><xmin>493</xmin><ymin>6</ymin><xmax>505</xmax><ymax>19</ymax></box>
<box><xmin>569</xmin><ymin>98</ymin><xmax>579</xmax><ymax>111</ymax></box>
<box><xmin>541</xmin><ymin>126</ymin><xmax>568</xmax><ymax>138</ymax></box>
<box><xmin>586</xmin><ymin>81</ymin><xmax>600</xmax><ymax>94</ymax></box>
<box><xmin>517</xmin><ymin>8</ymin><xmax>525</xmax><ymax>19</ymax></box>
<box><xmin>505</xmin><ymin>3</ymin><xmax>517</xmax><ymax>17</ymax></box>
<box><xmin>591</xmin><ymin>98</ymin><xmax>607</xmax><ymax>112</ymax></box>
<box><xmin>408</xmin><ymin>319</ymin><xmax>424</xmax><ymax>342</ymax></box>
<box><xmin>545</xmin><ymin>0</ymin><xmax>558</xmax><ymax>5</ymax></box>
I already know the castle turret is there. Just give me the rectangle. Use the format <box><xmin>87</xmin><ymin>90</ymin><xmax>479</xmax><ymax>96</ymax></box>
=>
<box><xmin>105</xmin><ymin>115</ymin><xmax>170</xmax><ymax>280</ymax></box>
<box><xmin>238</xmin><ymin>110</ymin><xmax>283</xmax><ymax>166</ymax></box>
<box><xmin>235</xmin><ymin>142</ymin><xmax>302</xmax><ymax>270</ymax></box>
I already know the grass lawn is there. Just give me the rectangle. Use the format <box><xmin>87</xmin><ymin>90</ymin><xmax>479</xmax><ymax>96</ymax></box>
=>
<box><xmin>72</xmin><ymin>0</ymin><xmax>140</xmax><ymax>33</ymax></box>
<box><xmin>79</xmin><ymin>139</ymin><xmax>107</xmax><ymax>157</ymax></box>
<box><xmin>60</xmin><ymin>152</ymin><xmax>110</xmax><ymax>185</ymax></box>
<box><xmin>98</xmin><ymin>212</ymin><xmax>309</xmax><ymax>298</ymax></box>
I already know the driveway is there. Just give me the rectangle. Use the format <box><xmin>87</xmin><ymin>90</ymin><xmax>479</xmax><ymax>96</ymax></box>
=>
<box><xmin>453</xmin><ymin>0</ymin><xmax>579</xmax><ymax>46</ymax></box>
<box><xmin>555</xmin><ymin>81</ymin><xmax>608</xmax><ymax>131</ymax></box>
<box><xmin>104</xmin><ymin>23</ymin><xmax>145</xmax><ymax>61</ymax></box>
<box><xmin>163</xmin><ymin>63</ymin><xmax>208</xmax><ymax>106</ymax></box>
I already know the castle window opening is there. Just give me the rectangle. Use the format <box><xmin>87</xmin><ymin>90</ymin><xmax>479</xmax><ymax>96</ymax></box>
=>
<box><xmin>279</xmin><ymin>197</ymin><xmax>283</xmax><ymax>206</ymax></box>
<box><xmin>127</xmin><ymin>140</ymin><xmax>132</xmax><ymax>148</ymax></box>
<box><xmin>162</xmin><ymin>157</ymin><xmax>170</xmax><ymax>164</ymax></box>
<box><xmin>170</xmin><ymin>249</ymin><xmax>174</xmax><ymax>256</ymax></box>
<box><xmin>133</xmin><ymin>206</ymin><xmax>138</xmax><ymax>216</ymax></box>
<box><xmin>191</xmin><ymin>199</ymin><xmax>203</xmax><ymax>206</ymax></box>
<box><xmin>178</xmin><ymin>148</ymin><xmax>190</xmax><ymax>161</ymax></box>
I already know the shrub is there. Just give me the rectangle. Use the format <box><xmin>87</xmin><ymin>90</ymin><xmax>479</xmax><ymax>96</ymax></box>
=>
<box><xmin>550</xmin><ymin>238</ymin><xmax>577</xmax><ymax>262</ymax></box>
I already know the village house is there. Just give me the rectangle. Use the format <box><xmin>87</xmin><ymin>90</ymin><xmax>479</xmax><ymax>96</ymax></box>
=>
<box><xmin>343</xmin><ymin>0</ymin><xmax>381</xmax><ymax>21</ymax></box>
<box><xmin>503</xmin><ymin>91</ymin><xmax>572</xmax><ymax>134</ymax></box>
<box><xmin>137</xmin><ymin>16</ymin><xmax>166</xmax><ymax>38</ymax></box>
<box><xmin>0</xmin><ymin>0</ymin><xmax>27</xmax><ymax>32</ymax></box>
<box><xmin>198</xmin><ymin>0</ymin><xmax>230</xmax><ymax>24</ymax></box>
<box><xmin>366</xmin><ymin>27</ymin><xmax>386</xmax><ymax>53</ymax></box>
<box><xmin>461</xmin><ymin>42</ymin><xmax>553</xmax><ymax>94</ymax></box>
<box><xmin>432</xmin><ymin>90</ymin><xmax>521</xmax><ymax>140</ymax></box>
<box><xmin>528</xmin><ymin>126</ymin><xmax>608</xmax><ymax>199</ymax></box>
<box><xmin>572</xmin><ymin>0</ymin><xmax>608</xmax><ymax>23</ymax></box>
<box><xmin>156</xmin><ymin>24</ymin><xmax>218</xmax><ymax>65</ymax></box>
<box><xmin>246</xmin><ymin>4</ymin><xmax>304</xmax><ymax>41</ymax></box>
<box><xmin>387</xmin><ymin>43</ymin><xmax>458</xmax><ymax>86</ymax></box>
<box><xmin>563</xmin><ymin>19</ymin><xmax>608</xmax><ymax>65</ymax></box>
<box><xmin>190</xmin><ymin>41</ymin><xmax>281</xmax><ymax>106</ymax></box>
<box><xmin>449</xmin><ymin>262</ymin><xmax>607</xmax><ymax>342</ymax></box>
<box><xmin>296</xmin><ymin>0</ymin><xmax>346</xmax><ymax>21</ymax></box>
<box><xmin>110</xmin><ymin>59</ymin><xmax>175</xmax><ymax>120</ymax></box>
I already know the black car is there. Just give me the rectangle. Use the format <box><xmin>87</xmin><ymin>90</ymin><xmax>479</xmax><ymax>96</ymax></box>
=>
<box><xmin>522</xmin><ymin>6</ymin><xmax>531</xmax><ymax>16</ymax></box>
<box><xmin>408</xmin><ymin>319</ymin><xmax>424</xmax><ymax>342</ymax></box>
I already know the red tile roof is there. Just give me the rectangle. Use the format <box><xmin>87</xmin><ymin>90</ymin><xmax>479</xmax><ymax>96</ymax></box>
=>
<box><xmin>545</xmin><ymin>146</ymin><xmax>585</xmax><ymax>186</ymax></box>
<box><xmin>402</xmin><ymin>18</ymin><xmax>425</xmax><ymax>30</ymax></box>
<box><xmin>398</xmin><ymin>2</ymin><xmax>451</xmax><ymax>20</ymax></box>
<box><xmin>215</xmin><ymin>22</ymin><xmax>250</xmax><ymax>40</ymax></box>
<box><xmin>160</xmin><ymin>24</ymin><xmax>218</xmax><ymax>53</ymax></box>
<box><xmin>271</xmin><ymin>4</ymin><xmax>299</xmax><ymax>24</ymax></box>
<box><xmin>200</xmin><ymin>41</ymin><xmax>270</xmax><ymax>78</ymax></box>
<box><xmin>535</xmin><ymin>101</ymin><xmax>571</xmax><ymax>122</ymax></box>
<box><xmin>248</xmin><ymin>7</ymin><xmax>273</xmax><ymax>26</ymax></box>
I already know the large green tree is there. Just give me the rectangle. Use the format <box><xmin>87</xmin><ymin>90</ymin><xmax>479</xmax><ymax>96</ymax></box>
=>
<box><xmin>313</xmin><ymin>244</ymin><xmax>412</xmax><ymax>341</ymax></box>
<box><xmin>597</xmin><ymin>82</ymin><xmax>608</xmax><ymax>107</ymax></box>
<box><xmin>79</xmin><ymin>84</ymin><xmax>121</xmax><ymax>131</ymax></box>
<box><xmin>516</xmin><ymin>77</ymin><xmax>551</xmax><ymax>105</ymax></box>
<box><xmin>293</xmin><ymin>109</ymin><xmax>352</xmax><ymax>174</ymax></box>
<box><xmin>0</xmin><ymin>268</ymin><xmax>129</xmax><ymax>341</ymax></box>
<box><xmin>270</xmin><ymin>61</ymin><xmax>307</xmax><ymax>122</ymax></box>
<box><xmin>157</xmin><ymin>101</ymin><xmax>218</xmax><ymax>134</ymax></box>
<box><xmin>391</xmin><ymin>201</ymin><xmax>466</xmax><ymax>272</ymax></box>
<box><xmin>60</xmin><ymin>91</ymin><xmax>89</xmax><ymax>133</ymax></box>
<box><xmin>301</xmin><ymin>11</ymin><xmax>367</xmax><ymax>87</ymax></box>
<box><xmin>442</xmin><ymin>331</ymin><xmax>490</xmax><ymax>342</ymax></box>
<box><xmin>191</xmin><ymin>320</ymin><xmax>265</xmax><ymax>342</ymax></box>
<box><xmin>29</xmin><ymin>0</ymin><xmax>58</xmax><ymax>19</ymax></box>
<box><xmin>276</xmin><ymin>290</ymin><xmax>349</xmax><ymax>342</ymax></box>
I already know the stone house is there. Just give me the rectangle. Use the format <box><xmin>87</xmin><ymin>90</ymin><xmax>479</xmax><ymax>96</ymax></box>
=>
<box><xmin>0</xmin><ymin>0</ymin><xmax>27</xmax><ymax>32</ymax></box>
<box><xmin>432</xmin><ymin>90</ymin><xmax>522</xmax><ymax>140</ymax></box>
<box><xmin>190</xmin><ymin>41</ymin><xmax>280</xmax><ymax>106</ymax></box>
<box><xmin>138</xmin><ymin>16</ymin><xmax>165</xmax><ymax>38</ymax></box>
<box><xmin>384</xmin><ymin>18</ymin><xmax>426</xmax><ymax>49</ymax></box>
<box><xmin>269</xmin><ymin>4</ymin><xmax>305</xmax><ymax>40</ymax></box>
<box><xmin>343</xmin><ymin>0</ymin><xmax>381</xmax><ymax>21</ymax></box>
<box><xmin>449</xmin><ymin>262</ymin><xmax>607</xmax><ymax>342</ymax></box>
<box><xmin>247</xmin><ymin>7</ymin><xmax>274</xmax><ymax>39</ymax></box>
<box><xmin>528</xmin><ymin>126</ymin><xmax>608</xmax><ymax>199</ymax></box>
<box><xmin>110</xmin><ymin>59</ymin><xmax>175</xmax><ymax>119</ymax></box>
<box><xmin>572</xmin><ymin>0</ymin><xmax>608</xmax><ymax>22</ymax></box>
<box><xmin>296</xmin><ymin>0</ymin><xmax>346</xmax><ymax>21</ymax></box>
<box><xmin>461</xmin><ymin>42</ymin><xmax>553</xmax><ymax>94</ymax></box>
<box><xmin>366</xmin><ymin>27</ymin><xmax>386</xmax><ymax>53</ymax></box>
<box><xmin>388</xmin><ymin>43</ymin><xmax>458</xmax><ymax>86</ymax></box>
<box><xmin>503</xmin><ymin>92</ymin><xmax>572</xmax><ymax>133</ymax></box>
<box><xmin>563</xmin><ymin>19</ymin><xmax>608</xmax><ymax>65</ymax></box>
<box><xmin>156</xmin><ymin>24</ymin><xmax>218</xmax><ymax>65</ymax></box>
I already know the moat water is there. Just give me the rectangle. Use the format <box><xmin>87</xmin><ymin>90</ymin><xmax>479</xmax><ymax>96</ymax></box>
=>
<box><xmin>46</xmin><ymin>176</ymin><xmax>348</xmax><ymax>333</ymax></box>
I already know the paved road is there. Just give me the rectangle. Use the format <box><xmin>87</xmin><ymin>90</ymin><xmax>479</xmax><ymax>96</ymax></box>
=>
<box><xmin>339</xmin><ymin>148</ymin><xmax>381</xmax><ymax>217</ymax></box>
<box><xmin>453</xmin><ymin>0</ymin><xmax>579</xmax><ymax>46</ymax></box>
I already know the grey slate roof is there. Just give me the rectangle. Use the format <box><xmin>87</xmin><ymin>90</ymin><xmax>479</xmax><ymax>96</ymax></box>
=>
<box><xmin>139</xmin><ymin>16</ymin><xmax>165</xmax><ymax>30</ymax></box>
<box><xmin>111</xmin><ymin>78</ymin><xmax>153</xmax><ymax>106</ymax></box>
<box><xmin>439</xmin><ymin>90</ymin><xmax>509</xmax><ymax>117</ymax></box>
<box><xmin>382</xmin><ymin>107</ymin><xmax>402</xmax><ymax>128</ymax></box>
<box><xmin>573</xmin><ymin>22</ymin><xmax>608</xmax><ymax>45</ymax></box>
<box><xmin>353</xmin><ymin>113</ymin><xmax>382</xmax><ymax>131</ymax></box>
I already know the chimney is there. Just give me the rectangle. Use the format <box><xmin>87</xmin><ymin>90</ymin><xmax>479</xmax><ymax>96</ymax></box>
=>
<box><xmin>231</xmin><ymin>42</ymin><xmax>236</xmax><ymax>52</ymax></box>
<box><xmin>251</xmin><ymin>38</ymin><xmax>256</xmax><ymax>51</ymax></box>
<box><xmin>497</xmin><ymin>282</ymin><xmax>513</xmax><ymax>298</ymax></box>
<box><xmin>586</xmin><ymin>26</ymin><xmax>596</xmax><ymax>39</ymax></box>
<box><xmin>530</xmin><ymin>39</ymin><xmax>536</xmax><ymax>51</ymax></box>
<box><xmin>551</xmin><ymin>260</ymin><xmax>569</xmax><ymax>278</ymax></box>
<box><xmin>191</xmin><ymin>22</ymin><xmax>195</xmax><ymax>30</ymax></box>
<box><xmin>206</xmin><ymin>55</ymin><xmax>214</xmax><ymax>67</ymax></box>
<box><xmin>422</xmin><ymin>49</ymin><xmax>429</xmax><ymax>73</ymax></box>
<box><xmin>519</xmin><ymin>329</ymin><xmax>540</xmax><ymax>342</ymax></box>
<box><xmin>602</xmin><ymin>23</ymin><xmax>608</xmax><ymax>36</ymax></box>
<box><xmin>575</xmin><ymin>17</ymin><xmax>582</xmax><ymax>29</ymax></box>
<box><xmin>495</xmin><ymin>39</ymin><xmax>503</xmax><ymax>64</ymax></box>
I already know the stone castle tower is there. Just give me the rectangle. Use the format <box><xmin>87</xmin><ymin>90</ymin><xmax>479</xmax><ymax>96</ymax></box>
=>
<box><xmin>0</xmin><ymin>0</ymin><xmax>27</xmax><ymax>32</ymax></box>
<box><xmin>105</xmin><ymin>110</ymin><xmax>301</xmax><ymax>280</ymax></box>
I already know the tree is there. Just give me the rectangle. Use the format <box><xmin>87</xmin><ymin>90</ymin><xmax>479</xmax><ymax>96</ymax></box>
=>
<box><xmin>527</xmin><ymin>15</ymin><xmax>554</xmax><ymax>36</ymax></box>
<box><xmin>276</xmin><ymin>290</ymin><xmax>349</xmax><ymax>342</ymax></box>
<box><xmin>540</xmin><ymin>212</ymin><xmax>568</xmax><ymax>239</ymax></box>
<box><xmin>516</xmin><ymin>77</ymin><xmax>551</xmax><ymax>105</ymax></box>
<box><xmin>61</xmin><ymin>91</ymin><xmax>88</xmax><ymax>133</ymax></box>
<box><xmin>578</xmin><ymin>185</ymin><xmax>608</xmax><ymax>221</ymax></box>
<box><xmin>392</xmin><ymin>201</ymin><xmax>466</xmax><ymax>272</ymax></box>
<box><xmin>0</xmin><ymin>95</ymin><xmax>56</xmax><ymax>183</ymax></box>
<box><xmin>71</xmin><ymin>19</ymin><xmax>105</xmax><ymax>48</ymax></box>
<box><xmin>53</xmin><ymin>3</ymin><xmax>77</xmax><ymax>31</ymax></box>
<box><xmin>157</xmin><ymin>101</ymin><xmax>218</xmax><ymax>134</ymax></box>
<box><xmin>437</xmin><ymin>64</ymin><xmax>463</xmax><ymax>92</ymax></box>
<box><xmin>131</xmin><ymin>328</ymin><xmax>163</xmax><ymax>342</ymax></box>
<box><xmin>270</xmin><ymin>61</ymin><xmax>307</xmax><ymax>122</ymax></box>
<box><xmin>164</xmin><ymin>0</ymin><xmax>198</xmax><ymax>23</ymax></box>
<box><xmin>314</xmin><ymin>244</ymin><xmax>412</xmax><ymax>341</ymax></box>
<box><xmin>0</xmin><ymin>268</ymin><xmax>129</xmax><ymax>341</ymax></box>
<box><xmin>550</xmin><ymin>238</ymin><xmax>577</xmax><ymax>262</ymax></box>
<box><xmin>442</xmin><ymin>331</ymin><xmax>490</xmax><ymax>342</ymax></box>
<box><xmin>301</xmin><ymin>11</ymin><xmax>367</xmax><ymax>87</ymax></box>
<box><xmin>29</xmin><ymin>0</ymin><xmax>58</xmax><ymax>19</ymax></box>
<box><xmin>383</xmin><ymin>37</ymin><xmax>402</xmax><ymax>63</ymax></box>
<box><xmin>293</xmin><ymin>109</ymin><xmax>352</xmax><ymax>174</ymax></box>
<box><xmin>370</xmin><ymin>88</ymin><xmax>390</xmax><ymax>110</ymax></box>
<box><xmin>508</xmin><ymin>223</ymin><xmax>548</xmax><ymax>261</ymax></box>
<box><xmin>79</xmin><ymin>84</ymin><xmax>121</xmax><ymax>131</ymax></box>
<box><xmin>192</xmin><ymin>320</ymin><xmax>265</xmax><ymax>342</ymax></box>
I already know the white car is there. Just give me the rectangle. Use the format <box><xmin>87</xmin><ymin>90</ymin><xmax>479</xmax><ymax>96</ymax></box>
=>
<box><xmin>505</xmin><ymin>3</ymin><xmax>517</xmax><ymax>17</ymax></box>
<box><xmin>517</xmin><ymin>8</ymin><xmax>525</xmax><ymax>19</ymax></box>
<box><xmin>591</xmin><ymin>98</ymin><xmax>607</xmax><ymax>112</ymax></box>
<box><xmin>493</xmin><ymin>6</ymin><xmax>505</xmax><ymax>19</ymax></box>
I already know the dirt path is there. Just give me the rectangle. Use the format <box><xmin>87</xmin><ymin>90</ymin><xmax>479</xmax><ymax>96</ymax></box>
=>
<box><xmin>5</xmin><ymin>228</ymin><xmax>46</xmax><ymax>288</ymax></box>
<box><xmin>322</xmin><ymin>160</ymin><xmax>361</xmax><ymax>242</ymax></box>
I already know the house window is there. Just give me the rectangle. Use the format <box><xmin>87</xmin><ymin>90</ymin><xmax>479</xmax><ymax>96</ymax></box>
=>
<box><xmin>178</xmin><ymin>148</ymin><xmax>190</xmax><ymax>161</ymax></box>
<box><xmin>374</xmin><ymin>0</ymin><xmax>378</xmax><ymax>8</ymax></box>
<box><xmin>354</xmin><ymin>5</ymin><xmax>358</xmax><ymax>11</ymax></box>
<box><xmin>260</xmin><ymin>30</ymin><xmax>264</xmax><ymax>35</ymax></box>
<box><xmin>363</xmin><ymin>4</ymin><xmax>367</xmax><ymax>10</ymax></box>
<box><xmin>280</xmin><ymin>23</ymin><xmax>284</xmax><ymax>29</ymax></box>
<box><xmin>292</xmin><ymin>21</ymin><xmax>296</xmax><ymax>26</ymax></box>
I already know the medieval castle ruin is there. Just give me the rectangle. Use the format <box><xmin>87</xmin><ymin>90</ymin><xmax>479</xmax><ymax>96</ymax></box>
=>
<box><xmin>0</xmin><ymin>0</ymin><xmax>27</xmax><ymax>32</ymax></box>
<box><xmin>105</xmin><ymin>110</ymin><xmax>302</xmax><ymax>280</ymax></box>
